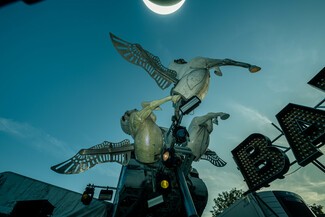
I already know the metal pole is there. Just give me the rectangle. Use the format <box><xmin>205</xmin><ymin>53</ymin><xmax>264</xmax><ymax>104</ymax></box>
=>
<box><xmin>176</xmin><ymin>167</ymin><xmax>198</xmax><ymax>217</ymax></box>
<box><xmin>112</xmin><ymin>165</ymin><xmax>128</xmax><ymax>217</ymax></box>
<box><xmin>312</xmin><ymin>160</ymin><xmax>325</xmax><ymax>173</ymax></box>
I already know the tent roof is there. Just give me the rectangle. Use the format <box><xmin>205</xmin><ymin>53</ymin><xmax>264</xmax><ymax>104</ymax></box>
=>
<box><xmin>0</xmin><ymin>171</ymin><xmax>109</xmax><ymax>216</ymax></box>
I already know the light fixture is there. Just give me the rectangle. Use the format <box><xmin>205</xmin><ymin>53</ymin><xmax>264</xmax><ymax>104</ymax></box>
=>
<box><xmin>160</xmin><ymin>180</ymin><xmax>169</xmax><ymax>189</ymax></box>
<box><xmin>143</xmin><ymin>0</ymin><xmax>186</xmax><ymax>15</ymax></box>
<box><xmin>276</xmin><ymin>103</ymin><xmax>324</xmax><ymax>166</ymax></box>
<box><xmin>179</xmin><ymin>96</ymin><xmax>201</xmax><ymax>115</ymax></box>
<box><xmin>162</xmin><ymin>149</ymin><xmax>173</xmax><ymax>167</ymax></box>
<box><xmin>162</xmin><ymin>150</ymin><xmax>170</xmax><ymax>161</ymax></box>
<box><xmin>81</xmin><ymin>185</ymin><xmax>95</xmax><ymax>205</ymax></box>
<box><xmin>308</xmin><ymin>67</ymin><xmax>325</xmax><ymax>92</ymax></box>
<box><xmin>172</xmin><ymin>125</ymin><xmax>189</xmax><ymax>144</ymax></box>
<box><xmin>98</xmin><ymin>189</ymin><xmax>114</xmax><ymax>201</ymax></box>
<box><xmin>161</xmin><ymin>148</ymin><xmax>181</xmax><ymax>168</ymax></box>
<box><xmin>156</xmin><ymin>172</ymin><xmax>171</xmax><ymax>193</ymax></box>
<box><xmin>81</xmin><ymin>184</ymin><xmax>116</xmax><ymax>204</ymax></box>
<box><xmin>232</xmin><ymin>133</ymin><xmax>290</xmax><ymax>192</ymax></box>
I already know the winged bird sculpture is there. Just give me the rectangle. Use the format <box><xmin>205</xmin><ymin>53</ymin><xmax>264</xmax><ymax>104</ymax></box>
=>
<box><xmin>51</xmin><ymin>96</ymin><xmax>228</xmax><ymax>174</ymax></box>
<box><xmin>110</xmin><ymin>32</ymin><xmax>261</xmax><ymax>103</ymax></box>
<box><xmin>120</xmin><ymin>95</ymin><xmax>181</xmax><ymax>164</ymax></box>
<box><xmin>187</xmin><ymin>112</ymin><xmax>230</xmax><ymax>167</ymax></box>
<box><xmin>51</xmin><ymin>33</ymin><xmax>261</xmax><ymax>217</ymax></box>
<box><xmin>51</xmin><ymin>95</ymin><xmax>181</xmax><ymax>174</ymax></box>
<box><xmin>51</xmin><ymin>139</ymin><xmax>133</xmax><ymax>174</ymax></box>
<box><xmin>52</xmin><ymin>34</ymin><xmax>257</xmax><ymax>174</ymax></box>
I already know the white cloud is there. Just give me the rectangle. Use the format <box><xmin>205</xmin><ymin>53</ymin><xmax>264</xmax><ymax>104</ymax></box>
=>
<box><xmin>0</xmin><ymin>117</ymin><xmax>30</xmax><ymax>137</ymax></box>
<box><xmin>0</xmin><ymin>117</ymin><xmax>74</xmax><ymax>158</ymax></box>
<box><xmin>197</xmin><ymin>162</ymin><xmax>248</xmax><ymax>217</ymax></box>
<box><xmin>265</xmin><ymin>162</ymin><xmax>325</xmax><ymax>206</ymax></box>
<box><xmin>200</xmin><ymin>161</ymin><xmax>325</xmax><ymax>217</ymax></box>
<box><xmin>229</xmin><ymin>102</ymin><xmax>273</xmax><ymax>132</ymax></box>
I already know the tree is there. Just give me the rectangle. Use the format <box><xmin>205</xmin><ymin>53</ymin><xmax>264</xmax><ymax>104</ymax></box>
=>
<box><xmin>211</xmin><ymin>188</ymin><xmax>244</xmax><ymax>217</ymax></box>
<box><xmin>309</xmin><ymin>203</ymin><xmax>324</xmax><ymax>215</ymax></box>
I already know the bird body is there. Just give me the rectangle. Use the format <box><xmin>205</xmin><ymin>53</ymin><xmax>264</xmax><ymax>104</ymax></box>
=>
<box><xmin>110</xmin><ymin>33</ymin><xmax>261</xmax><ymax>103</ymax></box>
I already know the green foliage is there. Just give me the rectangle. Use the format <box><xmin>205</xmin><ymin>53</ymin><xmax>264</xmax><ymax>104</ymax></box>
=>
<box><xmin>309</xmin><ymin>203</ymin><xmax>324</xmax><ymax>215</ymax></box>
<box><xmin>211</xmin><ymin>188</ymin><xmax>244</xmax><ymax>217</ymax></box>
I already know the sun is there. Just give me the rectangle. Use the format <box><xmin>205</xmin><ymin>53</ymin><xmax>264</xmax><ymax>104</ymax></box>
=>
<box><xmin>143</xmin><ymin>0</ymin><xmax>186</xmax><ymax>15</ymax></box>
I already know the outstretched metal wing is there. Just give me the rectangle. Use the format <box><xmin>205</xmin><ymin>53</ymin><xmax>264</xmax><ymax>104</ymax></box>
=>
<box><xmin>51</xmin><ymin>139</ymin><xmax>134</xmax><ymax>174</ymax></box>
<box><xmin>110</xmin><ymin>32</ymin><xmax>178</xmax><ymax>90</ymax></box>
<box><xmin>200</xmin><ymin>149</ymin><xmax>227</xmax><ymax>167</ymax></box>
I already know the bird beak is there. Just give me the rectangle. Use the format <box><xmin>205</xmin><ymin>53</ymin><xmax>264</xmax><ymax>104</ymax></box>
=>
<box><xmin>249</xmin><ymin>65</ymin><xmax>261</xmax><ymax>73</ymax></box>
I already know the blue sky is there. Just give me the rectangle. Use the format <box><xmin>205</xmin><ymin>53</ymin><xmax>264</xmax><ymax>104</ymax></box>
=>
<box><xmin>0</xmin><ymin>0</ymin><xmax>324</xmax><ymax>216</ymax></box>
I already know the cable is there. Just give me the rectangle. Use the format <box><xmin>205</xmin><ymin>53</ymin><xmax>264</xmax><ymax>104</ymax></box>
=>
<box><xmin>284</xmin><ymin>166</ymin><xmax>302</xmax><ymax>176</ymax></box>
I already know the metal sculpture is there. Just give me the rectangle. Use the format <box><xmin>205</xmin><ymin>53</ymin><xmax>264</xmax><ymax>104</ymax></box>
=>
<box><xmin>120</xmin><ymin>95</ymin><xmax>181</xmax><ymax>163</ymax></box>
<box><xmin>51</xmin><ymin>98</ymin><xmax>229</xmax><ymax>216</ymax></box>
<box><xmin>187</xmin><ymin>112</ymin><xmax>230</xmax><ymax>166</ymax></box>
<box><xmin>110</xmin><ymin>32</ymin><xmax>261</xmax><ymax>105</ymax></box>
<box><xmin>51</xmin><ymin>95</ymin><xmax>181</xmax><ymax>173</ymax></box>
<box><xmin>51</xmin><ymin>96</ymin><xmax>228</xmax><ymax>174</ymax></box>
<box><xmin>51</xmin><ymin>139</ymin><xmax>133</xmax><ymax>174</ymax></box>
<box><xmin>52</xmin><ymin>33</ymin><xmax>262</xmax><ymax>217</ymax></box>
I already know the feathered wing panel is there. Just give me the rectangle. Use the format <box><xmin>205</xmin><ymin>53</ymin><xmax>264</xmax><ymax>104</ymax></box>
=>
<box><xmin>200</xmin><ymin>149</ymin><xmax>227</xmax><ymax>167</ymax></box>
<box><xmin>110</xmin><ymin>32</ymin><xmax>178</xmax><ymax>90</ymax></box>
<box><xmin>51</xmin><ymin>139</ymin><xmax>134</xmax><ymax>174</ymax></box>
